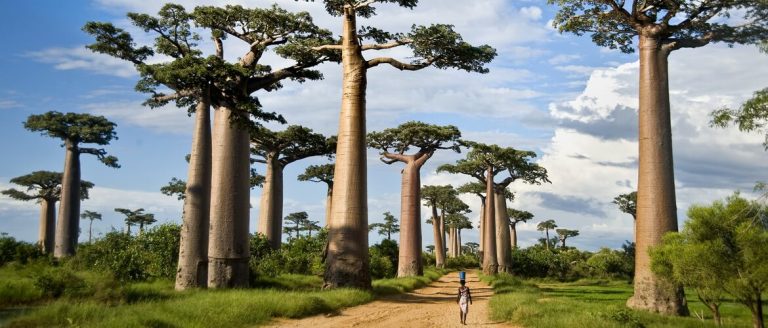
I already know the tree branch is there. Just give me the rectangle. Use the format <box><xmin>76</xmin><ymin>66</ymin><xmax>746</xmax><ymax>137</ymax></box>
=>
<box><xmin>361</xmin><ymin>39</ymin><xmax>413</xmax><ymax>51</ymax></box>
<box><xmin>414</xmin><ymin>151</ymin><xmax>434</xmax><ymax>168</ymax></box>
<box><xmin>662</xmin><ymin>32</ymin><xmax>714</xmax><ymax>52</ymax></box>
<box><xmin>214</xmin><ymin>36</ymin><xmax>224</xmax><ymax>59</ymax></box>
<box><xmin>366</xmin><ymin>57</ymin><xmax>433</xmax><ymax>70</ymax></box>
<box><xmin>381</xmin><ymin>152</ymin><xmax>409</xmax><ymax>164</ymax></box>
<box><xmin>247</xmin><ymin>60</ymin><xmax>318</xmax><ymax>93</ymax></box>
<box><xmin>311</xmin><ymin>44</ymin><xmax>343</xmax><ymax>51</ymax></box>
<box><xmin>355</xmin><ymin>0</ymin><xmax>379</xmax><ymax>9</ymax></box>
<box><xmin>602</xmin><ymin>0</ymin><xmax>635</xmax><ymax>26</ymax></box>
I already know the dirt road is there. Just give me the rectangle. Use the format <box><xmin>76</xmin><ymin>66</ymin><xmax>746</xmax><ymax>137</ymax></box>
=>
<box><xmin>265</xmin><ymin>271</ymin><xmax>517</xmax><ymax>328</ymax></box>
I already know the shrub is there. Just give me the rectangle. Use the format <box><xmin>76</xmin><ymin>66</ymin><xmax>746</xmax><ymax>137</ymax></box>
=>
<box><xmin>369</xmin><ymin>239</ymin><xmax>398</xmax><ymax>279</ymax></box>
<box><xmin>0</xmin><ymin>234</ymin><xmax>43</xmax><ymax>266</ymax></box>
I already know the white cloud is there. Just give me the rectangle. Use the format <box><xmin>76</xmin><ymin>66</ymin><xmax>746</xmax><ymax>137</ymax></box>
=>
<box><xmin>0</xmin><ymin>100</ymin><xmax>22</xmax><ymax>109</ymax></box>
<box><xmin>25</xmin><ymin>47</ymin><xmax>137</xmax><ymax>78</ymax></box>
<box><xmin>519</xmin><ymin>6</ymin><xmax>543</xmax><ymax>21</ymax></box>
<box><xmin>548</xmin><ymin>54</ymin><xmax>581</xmax><ymax>65</ymax></box>
<box><xmin>83</xmin><ymin>101</ymin><xmax>194</xmax><ymax>135</ymax></box>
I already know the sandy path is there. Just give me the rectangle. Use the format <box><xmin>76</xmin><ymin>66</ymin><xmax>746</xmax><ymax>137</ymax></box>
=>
<box><xmin>264</xmin><ymin>271</ymin><xmax>518</xmax><ymax>328</ymax></box>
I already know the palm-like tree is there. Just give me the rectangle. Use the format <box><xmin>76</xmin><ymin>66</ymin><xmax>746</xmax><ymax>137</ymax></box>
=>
<box><xmin>537</xmin><ymin>220</ymin><xmax>558</xmax><ymax>251</ymax></box>
<box><xmin>80</xmin><ymin>210</ymin><xmax>102</xmax><ymax>243</ymax></box>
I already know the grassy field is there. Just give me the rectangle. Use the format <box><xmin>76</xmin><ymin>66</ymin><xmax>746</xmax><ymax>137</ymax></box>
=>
<box><xmin>484</xmin><ymin>274</ymin><xmax>763</xmax><ymax>328</ymax></box>
<box><xmin>0</xmin><ymin>265</ymin><xmax>448</xmax><ymax>327</ymax></box>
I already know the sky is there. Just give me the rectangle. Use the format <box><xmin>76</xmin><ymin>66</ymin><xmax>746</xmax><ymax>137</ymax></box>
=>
<box><xmin>0</xmin><ymin>0</ymin><xmax>766</xmax><ymax>252</ymax></box>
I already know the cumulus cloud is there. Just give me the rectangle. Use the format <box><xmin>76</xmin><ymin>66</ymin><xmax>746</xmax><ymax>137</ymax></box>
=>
<box><xmin>83</xmin><ymin>101</ymin><xmax>194</xmax><ymax>135</ymax></box>
<box><xmin>25</xmin><ymin>47</ymin><xmax>137</xmax><ymax>78</ymax></box>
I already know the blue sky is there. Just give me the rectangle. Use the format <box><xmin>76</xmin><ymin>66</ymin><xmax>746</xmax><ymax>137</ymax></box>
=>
<box><xmin>1</xmin><ymin>0</ymin><xmax>767</xmax><ymax>251</ymax></box>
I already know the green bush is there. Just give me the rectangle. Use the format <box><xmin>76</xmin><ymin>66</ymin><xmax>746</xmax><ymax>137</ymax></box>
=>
<box><xmin>249</xmin><ymin>231</ymin><xmax>326</xmax><ymax>278</ymax></box>
<box><xmin>0</xmin><ymin>234</ymin><xmax>43</xmax><ymax>266</ymax></box>
<box><xmin>33</xmin><ymin>268</ymin><xmax>87</xmax><ymax>298</ymax></box>
<box><xmin>445</xmin><ymin>254</ymin><xmax>480</xmax><ymax>269</ymax></box>
<box><xmin>369</xmin><ymin>239</ymin><xmax>398</xmax><ymax>279</ymax></box>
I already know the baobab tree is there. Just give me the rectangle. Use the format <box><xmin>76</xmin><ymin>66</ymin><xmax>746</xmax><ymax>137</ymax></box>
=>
<box><xmin>439</xmin><ymin>142</ymin><xmax>548</xmax><ymax>273</ymax></box>
<box><xmin>421</xmin><ymin>184</ymin><xmax>453</xmax><ymax>269</ymax></box>
<box><xmin>368</xmin><ymin>121</ymin><xmax>461</xmax><ymax>276</ymax></box>
<box><xmin>440</xmin><ymin>192</ymin><xmax>471</xmax><ymax>258</ymax></box>
<box><xmin>84</xmin><ymin>5</ymin><xmax>214</xmax><ymax>289</ymax></box>
<box><xmin>369</xmin><ymin>212</ymin><xmax>400</xmax><ymax>241</ymax></box>
<box><xmin>556</xmin><ymin>228</ymin><xmax>579</xmax><ymax>248</ymax></box>
<box><xmin>537</xmin><ymin>220</ymin><xmax>557</xmax><ymax>251</ymax></box>
<box><xmin>1</xmin><ymin>171</ymin><xmax>93</xmax><ymax>253</ymax></box>
<box><xmin>135</xmin><ymin>213</ymin><xmax>156</xmax><ymax>234</ymax></box>
<box><xmin>284</xmin><ymin>212</ymin><xmax>309</xmax><ymax>240</ymax></box>
<box><xmin>613</xmin><ymin>192</ymin><xmax>638</xmax><ymax>220</ymax></box>
<box><xmin>252</xmin><ymin>125</ymin><xmax>335</xmax><ymax>249</ymax></box>
<box><xmin>298</xmin><ymin>164</ymin><xmax>335</xmax><ymax>225</ymax></box>
<box><xmin>507</xmin><ymin>208</ymin><xmax>534</xmax><ymax>249</ymax></box>
<box><xmin>80</xmin><ymin>210</ymin><xmax>102</xmax><ymax>243</ymax></box>
<box><xmin>449</xmin><ymin>213</ymin><xmax>473</xmax><ymax>257</ymax></box>
<box><xmin>457</xmin><ymin>182</ymin><xmax>487</xmax><ymax>257</ymax></box>
<box><xmin>550</xmin><ymin>0</ymin><xmax>768</xmax><ymax>315</ymax></box>
<box><xmin>303</xmin><ymin>0</ymin><xmax>496</xmax><ymax>289</ymax></box>
<box><xmin>115</xmin><ymin>208</ymin><xmax>145</xmax><ymax>236</ymax></box>
<box><xmin>25</xmin><ymin>112</ymin><xmax>119</xmax><ymax>258</ymax></box>
<box><xmin>302</xmin><ymin>219</ymin><xmax>322</xmax><ymax>238</ymax></box>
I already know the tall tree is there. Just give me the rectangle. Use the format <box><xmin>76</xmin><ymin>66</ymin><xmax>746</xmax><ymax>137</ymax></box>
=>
<box><xmin>439</xmin><ymin>142</ymin><xmax>549</xmax><ymax>273</ymax></box>
<box><xmin>1</xmin><ymin>171</ymin><xmax>93</xmax><ymax>253</ymax></box>
<box><xmin>421</xmin><ymin>184</ymin><xmax>453</xmax><ymax>269</ymax></box>
<box><xmin>135</xmin><ymin>213</ymin><xmax>157</xmax><ymax>234</ymax></box>
<box><xmin>453</xmin><ymin>214</ymin><xmax>473</xmax><ymax>257</ymax></box>
<box><xmin>25</xmin><ymin>112</ymin><xmax>119</xmax><ymax>258</ymax></box>
<box><xmin>457</xmin><ymin>182</ymin><xmax>487</xmax><ymax>257</ymax></box>
<box><xmin>80</xmin><ymin>210</ymin><xmax>102</xmax><ymax>243</ymax></box>
<box><xmin>368</xmin><ymin>121</ymin><xmax>461</xmax><ymax>276</ymax></box>
<box><xmin>550</xmin><ymin>0</ymin><xmax>767</xmax><ymax>315</ymax></box>
<box><xmin>84</xmin><ymin>4</ymin><xmax>213</xmax><ymax>289</ymax></box>
<box><xmin>252</xmin><ymin>125</ymin><xmax>335</xmax><ymax>249</ymax></box>
<box><xmin>440</xmin><ymin>191</ymin><xmax>471</xmax><ymax>258</ymax></box>
<box><xmin>303</xmin><ymin>0</ymin><xmax>496</xmax><ymax>289</ymax></box>
<box><xmin>507</xmin><ymin>208</ymin><xmax>534</xmax><ymax>249</ymax></box>
<box><xmin>556</xmin><ymin>228</ymin><xmax>579</xmax><ymax>248</ymax></box>
<box><xmin>115</xmin><ymin>208</ymin><xmax>145</xmax><ymax>236</ymax></box>
<box><xmin>284</xmin><ymin>212</ymin><xmax>309</xmax><ymax>240</ymax></box>
<box><xmin>537</xmin><ymin>220</ymin><xmax>557</xmax><ymax>251</ymax></box>
<box><xmin>302</xmin><ymin>219</ymin><xmax>322</xmax><ymax>238</ymax></box>
<box><xmin>368</xmin><ymin>211</ymin><xmax>400</xmax><ymax>241</ymax></box>
<box><xmin>298</xmin><ymin>163</ymin><xmax>335</xmax><ymax>226</ymax></box>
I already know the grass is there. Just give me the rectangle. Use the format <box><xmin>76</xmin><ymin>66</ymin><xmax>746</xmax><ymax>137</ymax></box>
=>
<box><xmin>3</xmin><ymin>267</ymin><xmax>449</xmax><ymax>327</ymax></box>
<box><xmin>484</xmin><ymin>274</ymin><xmax>763</xmax><ymax>328</ymax></box>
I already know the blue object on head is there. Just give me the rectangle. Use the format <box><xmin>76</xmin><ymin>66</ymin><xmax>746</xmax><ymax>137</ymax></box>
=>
<box><xmin>459</xmin><ymin>271</ymin><xmax>466</xmax><ymax>280</ymax></box>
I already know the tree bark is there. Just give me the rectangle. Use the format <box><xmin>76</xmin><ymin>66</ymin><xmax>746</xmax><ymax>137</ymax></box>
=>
<box><xmin>478</xmin><ymin>199</ymin><xmax>485</xmax><ymax>259</ymax></box>
<box><xmin>324</xmin><ymin>6</ymin><xmax>371</xmax><ymax>289</ymax></box>
<box><xmin>257</xmin><ymin>154</ymin><xmax>284</xmax><ymax>249</ymax></box>
<box><xmin>495</xmin><ymin>191</ymin><xmax>511</xmax><ymax>273</ymax></box>
<box><xmin>54</xmin><ymin>140</ymin><xmax>81</xmax><ymax>258</ymax></box>
<box><xmin>176</xmin><ymin>97</ymin><xmax>211</xmax><ymax>290</ymax></box>
<box><xmin>324</xmin><ymin>185</ymin><xmax>333</xmax><ymax>228</ymax></box>
<box><xmin>626</xmin><ymin>35</ymin><xmax>688</xmax><ymax>316</ymax></box>
<box><xmin>545</xmin><ymin>228</ymin><xmax>550</xmax><ymax>251</ymax></box>
<box><xmin>457</xmin><ymin>229</ymin><xmax>462</xmax><ymax>256</ymax></box>
<box><xmin>440</xmin><ymin>210</ymin><xmax>446</xmax><ymax>257</ymax></box>
<box><xmin>749</xmin><ymin>295</ymin><xmax>763</xmax><ymax>328</ymax></box>
<box><xmin>38</xmin><ymin>198</ymin><xmax>56</xmax><ymax>253</ymax></box>
<box><xmin>397</xmin><ymin>160</ymin><xmax>423</xmax><ymax>277</ymax></box>
<box><xmin>431</xmin><ymin>204</ymin><xmax>445</xmax><ymax>269</ymax></box>
<box><xmin>482</xmin><ymin>167</ymin><xmax>498</xmax><ymax>275</ymax></box>
<box><xmin>208</xmin><ymin>104</ymin><xmax>251</xmax><ymax>288</ymax></box>
<box><xmin>510</xmin><ymin>223</ymin><xmax>517</xmax><ymax>250</ymax></box>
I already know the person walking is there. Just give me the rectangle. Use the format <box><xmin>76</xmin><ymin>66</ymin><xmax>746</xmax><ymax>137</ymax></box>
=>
<box><xmin>456</xmin><ymin>277</ymin><xmax>472</xmax><ymax>325</ymax></box>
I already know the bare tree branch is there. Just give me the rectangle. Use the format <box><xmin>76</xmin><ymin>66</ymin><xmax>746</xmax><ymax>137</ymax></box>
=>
<box><xmin>312</xmin><ymin>44</ymin><xmax>343</xmax><ymax>51</ymax></box>
<box><xmin>366</xmin><ymin>57</ymin><xmax>432</xmax><ymax>70</ymax></box>
<box><xmin>361</xmin><ymin>39</ymin><xmax>413</xmax><ymax>51</ymax></box>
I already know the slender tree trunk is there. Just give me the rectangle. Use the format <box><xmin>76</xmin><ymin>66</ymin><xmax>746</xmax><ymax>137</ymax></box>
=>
<box><xmin>176</xmin><ymin>97</ymin><xmax>212</xmax><ymax>290</ymax></box>
<box><xmin>325</xmin><ymin>7</ymin><xmax>370</xmax><ymax>289</ymax></box>
<box><xmin>258</xmin><ymin>154</ymin><xmax>284</xmax><ymax>249</ymax></box>
<box><xmin>126</xmin><ymin>224</ymin><xmax>131</xmax><ymax>235</ymax></box>
<box><xmin>397</xmin><ymin>161</ymin><xmax>422</xmax><ymax>277</ymax></box>
<box><xmin>708</xmin><ymin>303</ymin><xmax>721</xmax><ymax>326</ymax></box>
<box><xmin>495</xmin><ymin>191</ymin><xmax>511</xmax><ymax>273</ymax></box>
<box><xmin>447</xmin><ymin>227</ymin><xmax>454</xmax><ymax>257</ymax></box>
<box><xmin>545</xmin><ymin>228</ymin><xmax>550</xmax><ymax>251</ymax></box>
<box><xmin>478</xmin><ymin>199</ymin><xmax>485</xmax><ymax>260</ymax></box>
<box><xmin>88</xmin><ymin>219</ymin><xmax>93</xmax><ymax>243</ymax></box>
<box><xmin>510</xmin><ymin>223</ymin><xmax>517</xmax><ymax>250</ymax></box>
<box><xmin>483</xmin><ymin>167</ymin><xmax>498</xmax><ymax>275</ymax></box>
<box><xmin>560</xmin><ymin>237</ymin><xmax>566</xmax><ymax>248</ymax></box>
<box><xmin>54</xmin><ymin>140</ymin><xmax>80</xmax><ymax>258</ymax></box>
<box><xmin>440</xmin><ymin>210</ymin><xmax>446</xmax><ymax>257</ymax></box>
<box><xmin>749</xmin><ymin>295</ymin><xmax>764</xmax><ymax>328</ymax></box>
<box><xmin>208</xmin><ymin>104</ymin><xmax>251</xmax><ymax>288</ymax></box>
<box><xmin>627</xmin><ymin>35</ymin><xmax>688</xmax><ymax>315</ymax></box>
<box><xmin>38</xmin><ymin>198</ymin><xmax>56</xmax><ymax>253</ymax></box>
<box><xmin>457</xmin><ymin>229</ymin><xmax>462</xmax><ymax>256</ymax></box>
<box><xmin>324</xmin><ymin>185</ymin><xmax>333</xmax><ymax>228</ymax></box>
<box><xmin>431</xmin><ymin>204</ymin><xmax>445</xmax><ymax>268</ymax></box>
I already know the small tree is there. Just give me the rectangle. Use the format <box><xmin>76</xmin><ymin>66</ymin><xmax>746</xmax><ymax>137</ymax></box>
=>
<box><xmin>25</xmin><ymin>112</ymin><xmax>119</xmax><ymax>257</ymax></box>
<box><xmin>556</xmin><ymin>228</ymin><xmax>579</xmax><ymax>248</ymax></box>
<box><xmin>2</xmin><ymin>171</ymin><xmax>93</xmax><ymax>253</ymax></box>
<box><xmin>421</xmin><ymin>185</ymin><xmax>454</xmax><ymax>268</ymax></box>
<box><xmin>368</xmin><ymin>212</ymin><xmax>400</xmax><ymax>241</ymax></box>
<box><xmin>283</xmin><ymin>212</ymin><xmax>308</xmax><ymax>240</ymax></box>
<box><xmin>297</xmin><ymin>163</ymin><xmax>334</xmax><ymax>225</ymax></box>
<box><xmin>160</xmin><ymin>178</ymin><xmax>187</xmax><ymax>201</ymax></box>
<box><xmin>80</xmin><ymin>210</ymin><xmax>102</xmax><ymax>243</ymax></box>
<box><xmin>613</xmin><ymin>192</ymin><xmax>638</xmax><ymax>220</ymax></box>
<box><xmin>115</xmin><ymin>208</ymin><xmax>145</xmax><ymax>236</ymax></box>
<box><xmin>464</xmin><ymin>242</ymin><xmax>480</xmax><ymax>255</ymax></box>
<box><xmin>711</xmin><ymin>87</ymin><xmax>768</xmax><ymax>150</ymax></box>
<box><xmin>302</xmin><ymin>219</ymin><xmax>322</xmax><ymax>238</ymax></box>
<box><xmin>652</xmin><ymin>193</ymin><xmax>768</xmax><ymax>327</ymax></box>
<box><xmin>136</xmin><ymin>213</ymin><xmax>156</xmax><ymax>234</ymax></box>
<box><xmin>508</xmin><ymin>208</ymin><xmax>534</xmax><ymax>249</ymax></box>
<box><xmin>368</xmin><ymin>121</ymin><xmax>461</xmax><ymax>276</ymax></box>
<box><xmin>537</xmin><ymin>220</ymin><xmax>558</xmax><ymax>251</ymax></box>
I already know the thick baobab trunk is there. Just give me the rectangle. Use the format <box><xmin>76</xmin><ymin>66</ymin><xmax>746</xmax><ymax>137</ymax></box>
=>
<box><xmin>325</xmin><ymin>7</ymin><xmax>370</xmax><ymax>289</ymax></box>
<box><xmin>431</xmin><ymin>205</ymin><xmax>445</xmax><ymax>269</ymax></box>
<box><xmin>208</xmin><ymin>104</ymin><xmax>251</xmax><ymax>288</ymax></box>
<box><xmin>257</xmin><ymin>154</ymin><xmax>284</xmax><ymax>249</ymax></box>
<box><xmin>510</xmin><ymin>224</ymin><xmax>517</xmax><ymax>250</ymax></box>
<box><xmin>176</xmin><ymin>98</ymin><xmax>211</xmax><ymax>290</ymax></box>
<box><xmin>54</xmin><ymin>141</ymin><xmax>81</xmax><ymax>258</ymax></box>
<box><xmin>38</xmin><ymin>198</ymin><xmax>56</xmax><ymax>253</ymax></box>
<box><xmin>457</xmin><ymin>229</ymin><xmax>462</xmax><ymax>256</ymax></box>
<box><xmin>440</xmin><ymin>211</ymin><xmax>446</xmax><ymax>256</ymax></box>
<box><xmin>482</xmin><ymin>168</ymin><xmax>498</xmax><ymax>275</ymax></box>
<box><xmin>494</xmin><ymin>191</ymin><xmax>511</xmax><ymax>273</ymax></box>
<box><xmin>627</xmin><ymin>35</ymin><xmax>688</xmax><ymax>315</ymax></box>
<box><xmin>447</xmin><ymin>227</ymin><xmax>454</xmax><ymax>257</ymax></box>
<box><xmin>397</xmin><ymin>161</ymin><xmax>422</xmax><ymax>277</ymax></box>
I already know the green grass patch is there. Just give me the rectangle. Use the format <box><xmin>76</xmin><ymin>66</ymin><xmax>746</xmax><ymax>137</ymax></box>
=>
<box><xmin>251</xmin><ymin>273</ymin><xmax>324</xmax><ymax>290</ymax></box>
<box><xmin>484</xmin><ymin>274</ymin><xmax>763</xmax><ymax>328</ymax></box>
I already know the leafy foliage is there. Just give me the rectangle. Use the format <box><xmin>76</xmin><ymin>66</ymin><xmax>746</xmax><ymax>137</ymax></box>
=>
<box><xmin>24</xmin><ymin>111</ymin><xmax>120</xmax><ymax>167</ymax></box>
<box><xmin>160</xmin><ymin>177</ymin><xmax>186</xmax><ymax>201</ymax></box>
<box><xmin>251</xmin><ymin>125</ymin><xmax>336</xmax><ymax>166</ymax></box>
<box><xmin>2</xmin><ymin>171</ymin><xmax>94</xmax><ymax>202</ymax></box>
<box><xmin>439</xmin><ymin>142</ymin><xmax>550</xmax><ymax>188</ymax></box>
<box><xmin>368</xmin><ymin>211</ymin><xmax>400</xmax><ymax>240</ymax></box>
<box><xmin>368</xmin><ymin>121</ymin><xmax>461</xmax><ymax>165</ymax></box>
<box><xmin>370</xmin><ymin>239</ymin><xmax>399</xmax><ymax>279</ymax></box>
<box><xmin>711</xmin><ymin>87</ymin><xmax>768</xmax><ymax>149</ymax></box>
<box><xmin>613</xmin><ymin>191</ymin><xmax>637</xmax><ymax>219</ymax></box>
<box><xmin>0</xmin><ymin>234</ymin><xmax>43</xmax><ymax>266</ymax></box>
<box><xmin>297</xmin><ymin>163</ymin><xmax>334</xmax><ymax>187</ymax></box>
